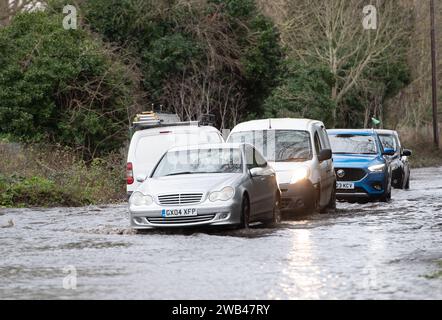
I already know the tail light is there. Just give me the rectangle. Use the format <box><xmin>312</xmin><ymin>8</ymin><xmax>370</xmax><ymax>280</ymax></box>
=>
<box><xmin>126</xmin><ymin>162</ymin><xmax>134</xmax><ymax>185</ymax></box>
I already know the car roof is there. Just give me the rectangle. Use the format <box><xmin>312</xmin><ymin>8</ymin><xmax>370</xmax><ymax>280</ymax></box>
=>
<box><xmin>327</xmin><ymin>129</ymin><xmax>378</xmax><ymax>136</ymax></box>
<box><xmin>230</xmin><ymin>118</ymin><xmax>324</xmax><ymax>132</ymax></box>
<box><xmin>168</xmin><ymin>143</ymin><xmax>245</xmax><ymax>152</ymax></box>
<box><xmin>375</xmin><ymin>129</ymin><xmax>398</xmax><ymax>135</ymax></box>
<box><xmin>134</xmin><ymin>125</ymin><xmax>220</xmax><ymax>136</ymax></box>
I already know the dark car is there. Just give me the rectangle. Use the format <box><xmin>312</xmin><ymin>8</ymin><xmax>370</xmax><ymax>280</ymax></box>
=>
<box><xmin>376</xmin><ymin>130</ymin><xmax>412</xmax><ymax>189</ymax></box>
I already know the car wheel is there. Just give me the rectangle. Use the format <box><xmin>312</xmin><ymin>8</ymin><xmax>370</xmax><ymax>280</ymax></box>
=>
<box><xmin>380</xmin><ymin>175</ymin><xmax>392</xmax><ymax>202</ymax></box>
<box><xmin>240</xmin><ymin>195</ymin><xmax>250</xmax><ymax>229</ymax></box>
<box><xmin>304</xmin><ymin>192</ymin><xmax>319</xmax><ymax>214</ymax></box>
<box><xmin>404</xmin><ymin>176</ymin><xmax>410</xmax><ymax>189</ymax></box>
<box><xmin>266</xmin><ymin>193</ymin><xmax>281</xmax><ymax>227</ymax></box>
<box><xmin>321</xmin><ymin>183</ymin><xmax>336</xmax><ymax>213</ymax></box>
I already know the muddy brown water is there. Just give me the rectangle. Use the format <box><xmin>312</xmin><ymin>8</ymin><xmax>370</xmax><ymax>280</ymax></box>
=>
<box><xmin>1</xmin><ymin>167</ymin><xmax>441</xmax><ymax>299</ymax></box>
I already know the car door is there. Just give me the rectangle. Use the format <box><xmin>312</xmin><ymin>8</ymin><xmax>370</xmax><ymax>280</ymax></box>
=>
<box><xmin>244</xmin><ymin>145</ymin><xmax>274</xmax><ymax>219</ymax></box>
<box><xmin>252</xmin><ymin>147</ymin><xmax>276</xmax><ymax>217</ymax></box>
<box><xmin>315</xmin><ymin>129</ymin><xmax>334</xmax><ymax>206</ymax></box>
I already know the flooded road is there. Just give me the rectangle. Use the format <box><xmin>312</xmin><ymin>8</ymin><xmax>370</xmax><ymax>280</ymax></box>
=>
<box><xmin>1</xmin><ymin>167</ymin><xmax>441</xmax><ymax>300</ymax></box>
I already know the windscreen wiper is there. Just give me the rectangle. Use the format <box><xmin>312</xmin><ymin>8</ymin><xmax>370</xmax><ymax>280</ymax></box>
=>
<box><xmin>165</xmin><ymin>171</ymin><xmax>215</xmax><ymax>176</ymax></box>
<box><xmin>164</xmin><ymin>172</ymin><xmax>194</xmax><ymax>176</ymax></box>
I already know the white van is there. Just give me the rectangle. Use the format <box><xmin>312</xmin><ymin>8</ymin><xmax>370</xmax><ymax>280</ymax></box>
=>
<box><xmin>126</xmin><ymin>113</ymin><xmax>224</xmax><ymax>197</ymax></box>
<box><xmin>227</xmin><ymin>118</ymin><xmax>336</xmax><ymax>214</ymax></box>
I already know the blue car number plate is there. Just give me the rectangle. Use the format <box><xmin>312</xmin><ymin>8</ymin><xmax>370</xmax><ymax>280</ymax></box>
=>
<box><xmin>336</xmin><ymin>182</ymin><xmax>355</xmax><ymax>190</ymax></box>
<box><xmin>161</xmin><ymin>208</ymin><xmax>198</xmax><ymax>217</ymax></box>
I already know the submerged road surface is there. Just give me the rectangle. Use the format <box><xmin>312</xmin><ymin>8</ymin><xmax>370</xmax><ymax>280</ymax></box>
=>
<box><xmin>1</xmin><ymin>167</ymin><xmax>441</xmax><ymax>299</ymax></box>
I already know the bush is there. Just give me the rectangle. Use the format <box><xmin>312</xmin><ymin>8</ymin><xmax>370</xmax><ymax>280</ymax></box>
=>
<box><xmin>0</xmin><ymin>11</ymin><xmax>136</xmax><ymax>158</ymax></box>
<box><xmin>0</xmin><ymin>175</ymin><xmax>75</xmax><ymax>207</ymax></box>
<box><xmin>0</xmin><ymin>142</ymin><xmax>126</xmax><ymax>207</ymax></box>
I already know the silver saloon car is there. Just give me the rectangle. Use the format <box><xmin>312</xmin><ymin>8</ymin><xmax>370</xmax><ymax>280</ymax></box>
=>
<box><xmin>129</xmin><ymin>143</ymin><xmax>281</xmax><ymax>229</ymax></box>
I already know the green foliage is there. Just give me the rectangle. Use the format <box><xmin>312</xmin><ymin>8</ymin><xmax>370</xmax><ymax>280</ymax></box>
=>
<box><xmin>0</xmin><ymin>11</ymin><xmax>134</xmax><ymax>158</ymax></box>
<box><xmin>339</xmin><ymin>53</ymin><xmax>411</xmax><ymax>127</ymax></box>
<box><xmin>209</xmin><ymin>0</ymin><xmax>255</xmax><ymax>18</ymax></box>
<box><xmin>0</xmin><ymin>175</ymin><xmax>78</xmax><ymax>207</ymax></box>
<box><xmin>141</xmin><ymin>33</ymin><xmax>204</xmax><ymax>96</ymax></box>
<box><xmin>0</xmin><ymin>142</ymin><xmax>125</xmax><ymax>207</ymax></box>
<box><xmin>262</xmin><ymin>61</ymin><xmax>336</xmax><ymax>125</ymax></box>
<box><xmin>242</xmin><ymin>14</ymin><xmax>283</xmax><ymax>114</ymax></box>
<box><xmin>83</xmin><ymin>0</ymin><xmax>283</xmax><ymax>121</ymax></box>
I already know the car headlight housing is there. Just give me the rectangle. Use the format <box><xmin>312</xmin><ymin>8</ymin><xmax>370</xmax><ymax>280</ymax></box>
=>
<box><xmin>209</xmin><ymin>186</ymin><xmax>235</xmax><ymax>202</ymax></box>
<box><xmin>290</xmin><ymin>167</ymin><xmax>310</xmax><ymax>184</ymax></box>
<box><xmin>368</xmin><ymin>164</ymin><xmax>386</xmax><ymax>172</ymax></box>
<box><xmin>130</xmin><ymin>192</ymin><xmax>153</xmax><ymax>206</ymax></box>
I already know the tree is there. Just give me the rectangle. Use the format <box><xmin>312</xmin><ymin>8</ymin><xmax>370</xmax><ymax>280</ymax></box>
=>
<box><xmin>0</xmin><ymin>11</ymin><xmax>138</xmax><ymax>158</ymax></box>
<box><xmin>260</xmin><ymin>0</ymin><xmax>411</xmax><ymax>127</ymax></box>
<box><xmin>262</xmin><ymin>61</ymin><xmax>336</xmax><ymax>124</ymax></box>
<box><xmin>0</xmin><ymin>0</ymin><xmax>42</xmax><ymax>27</ymax></box>
<box><xmin>83</xmin><ymin>0</ymin><xmax>283</xmax><ymax>127</ymax></box>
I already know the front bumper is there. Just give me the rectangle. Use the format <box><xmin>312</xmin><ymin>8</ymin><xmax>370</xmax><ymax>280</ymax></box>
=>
<box><xmin>278</xmin><ymin>180</ymin><xmax>317</xmax><ymax>211</ymax></box>
<box><xmin>129</xmin><ymin>200</ymin><xmax>241</xmax><ymax>229</ymax></box>
<box><xmin>336</xmin><ymin>170</ymin><xmax>387</xmax><ymax>200</ymax></box>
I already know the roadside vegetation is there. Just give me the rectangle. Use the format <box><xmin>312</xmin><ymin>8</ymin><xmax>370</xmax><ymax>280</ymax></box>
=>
<box><xmin>0</xmin><ymin>0</ymin><xmax>441</xmax><ymax>207</ymax></box>
<box><xmin>0</xmin><ymin>139</ymin><xmax>125</xmax><ymax>207</ymax></box>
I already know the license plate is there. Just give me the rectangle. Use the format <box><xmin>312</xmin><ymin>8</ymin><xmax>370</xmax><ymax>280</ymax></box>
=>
<box><xmin>161</xmin><ymin>208</ymin><xmax>198</xmax><ymax>218</ymax></box>
<box><xmin>336</xmin><ymin>182</ymin><xmax>355</xmax><ymax>190</ymax></box>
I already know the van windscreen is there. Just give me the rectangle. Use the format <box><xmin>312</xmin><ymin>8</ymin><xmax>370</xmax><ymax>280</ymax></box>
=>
<box><xmin>229</xmin><ymin>130</ymin><xmax>312</xmax><ymax>162</ymax></box>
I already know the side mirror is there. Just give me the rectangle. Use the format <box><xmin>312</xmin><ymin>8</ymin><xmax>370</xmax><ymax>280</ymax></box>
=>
<box><xmin>249</xmin><ymin>167</ymin><xmax>263</xmax><ymax>177</ymax></box>
<box><xmin>318</xmin><ymin>149</ymin><xmax>332</xmax><ymax>162</ymax></box>
<box><xmin>402</xmin><ymin>149</ymin><xmax>412</xmax><ymax>157</ymax></box>
<box><xmin>383</xmin><ymin>148</ymin><xmax>395</xmax><ymax>156</ymax></box>
<box><xmin>136</xmin><ymin>174</ymin><xmax>147</xmax><ymax>183</ymax></box>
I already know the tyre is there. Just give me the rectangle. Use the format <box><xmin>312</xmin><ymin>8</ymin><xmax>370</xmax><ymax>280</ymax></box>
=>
<box><xmin>320</xmin><ymin>184</ymin><xmax>336</xmax><ymax>213</ymax></box>
<box><xmin>240</xmin><ymin>195</ymin><xmax>250</xmax><ymax>229</ymax></box>
<box><xmin>380</xmin><ymin>175</ymin><xmax>392</xmax><ymax>202</ymax></box>
<box><xmin>265</xmin><ymin>193</ymin><xmax>281</xmax><ymax>227</ymax></box>
<box><xmin>404</xmin><ymin>176</ymin><xmax>410</xmax><ymax>189</ymax></box>
<box><xmin>305</xmin><ymin>191</ymin><xmax>319</xmax><ymax>214</ymax></box>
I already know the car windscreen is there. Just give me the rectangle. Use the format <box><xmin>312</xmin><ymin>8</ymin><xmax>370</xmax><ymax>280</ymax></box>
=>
<box><xmin>152</xmin><ymin>148</ymin><xmax>243</xmax><ymax>177</ymax></box>
<box><xmin>329</xmin><ymin>134</ymin><xmax>377</xmax><ymax>154</ymax></box>
<box><xmin>228</xmin><ymin>130</ymin><xmax>312</xmax><ymax>162</ymax></box>
<box><xmin>379</xmin><ymin>134</ymin><xmax>398</xmax><ymax>151</ymax></box>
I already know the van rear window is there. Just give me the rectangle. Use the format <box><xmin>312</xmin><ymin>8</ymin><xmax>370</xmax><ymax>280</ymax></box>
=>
<box><xmin>135</xmin><ymin>132</ymin><xmax>222</xmax><ymax>162</ymax></box>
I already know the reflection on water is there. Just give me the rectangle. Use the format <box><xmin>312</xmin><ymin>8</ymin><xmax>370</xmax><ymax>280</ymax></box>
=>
<box><xmin>281</xmin><ymin>229</ymin><xmax>321</xmax><ymax>299</ymax></box>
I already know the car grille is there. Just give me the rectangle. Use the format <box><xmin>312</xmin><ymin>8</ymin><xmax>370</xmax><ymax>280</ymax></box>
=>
<box><xmin>335</xmin><ymin>168</ymin><xmax>367</xmax><ymax>181</ymax></box>
<box><xmin>147</xmin><ymin>214</ymin><xmax>215</xmax><ymax>225</ymax></box>
<box><xmin>157</xmin><ymin>193</ymin><xmax>203</xmax><ymax>205</ymax></box>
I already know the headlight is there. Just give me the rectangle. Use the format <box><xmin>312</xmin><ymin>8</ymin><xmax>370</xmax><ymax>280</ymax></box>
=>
<box><xmin>290</xmin><ymin>167</ymin><xmax>310</xmax><ymax>184</ymax></box>
<box><xmin>209</xmin><ymin>186</ymin><xmax>235</xmax><ymax>202</ymax></box>
<box><xmin>130</xmin><ymin>192</ymin><xmax>153</xmax><ymax>206</ymax></box>
<box><xmin>368</xmin><ymin>164</ymin><xmax>386</xmax><ymax>172</ymax></box>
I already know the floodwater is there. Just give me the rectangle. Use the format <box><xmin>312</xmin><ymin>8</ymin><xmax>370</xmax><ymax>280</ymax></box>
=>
<box><xmin>1</xmin><ymin>167</ymin><xmax>441</xmax><ymax>300</ymax></box>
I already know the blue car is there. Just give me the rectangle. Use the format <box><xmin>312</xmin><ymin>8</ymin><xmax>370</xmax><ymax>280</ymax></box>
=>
<box><xmin>327</xmin><ymin>129</ymin><xmax>395</xmax><ymax>202</ymax></box>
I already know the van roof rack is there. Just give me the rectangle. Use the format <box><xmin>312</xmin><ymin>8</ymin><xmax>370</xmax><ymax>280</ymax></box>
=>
<box><xmin>130</xmin><ymin>111</ymin><xmax>199</xmax><ymax>133</ymax></box>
